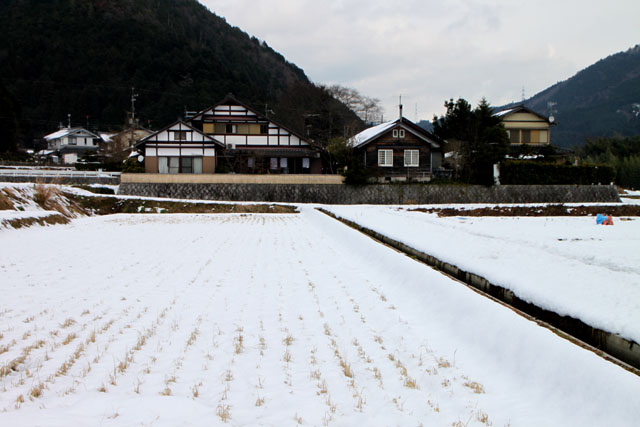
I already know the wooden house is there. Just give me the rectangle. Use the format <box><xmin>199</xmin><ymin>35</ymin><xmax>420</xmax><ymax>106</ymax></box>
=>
<box><xmin>138</xmin><ymin>121</ymin><xmax>224</xmax><ymax>174</ymax></box>
<box><xmin>350</xmin><ymin>115</ymin><xmax>443</xmax><ymax>182</ymax></box>
<box><xmin>494</xmin><ymin>105</ymin><xmax>555</xmax><ymax>147</ymax></box>
<box><xmin>188</xmin><ymin>94</ymin><xmax>321</xmax><ymax>174</ymax></box>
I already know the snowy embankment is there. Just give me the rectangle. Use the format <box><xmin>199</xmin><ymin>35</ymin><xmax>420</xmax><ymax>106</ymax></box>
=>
<box><xmin>0</xmin><ymin>209</ymin><xmax>639</xmax><ymax>426</ymax></box>
<box><xmin>323</xmin><ymin>205</ymin><xmax>640</xmax><ymax>345</ymax></box>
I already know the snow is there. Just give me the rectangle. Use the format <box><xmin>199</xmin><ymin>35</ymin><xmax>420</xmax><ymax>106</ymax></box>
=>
<box><xmin>324</xmin><ymin>205</ymin><xmax>640</xmax><ymax>343</ymax></box>
<box><xmin>349</xmin><ymin>121</ymin><xmax>396</xmax><ymax>148</ymax></box>
<box><xmin>0</xmin><ymin>208</ymin><xmax>639</xmax><ymax>425</ymax></box>
<box><xmin>44</xmin><ymin>128</ymin><xmax>75</xmax><ymax>140</ymax></box>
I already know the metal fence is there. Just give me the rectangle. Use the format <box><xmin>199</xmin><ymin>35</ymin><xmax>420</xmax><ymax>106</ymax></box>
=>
<box><xmin>0</xmin><ymin>169</ymin><xmax>120</xmax><ymax>178</ymax></box>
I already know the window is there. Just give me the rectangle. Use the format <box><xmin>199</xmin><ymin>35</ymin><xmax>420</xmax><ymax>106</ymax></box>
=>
<box><xmin>168</xmin><ymin>157</ymin><xmax>180</xmax><ymax>174</ymax></box>
<box><xmin>378</xmin><ymin>149</ymin><xmax>393</xmax><ymax>167</ymax></box>
<box><xmin>302</xmin><ymin>157</ymin><xmax>310</xmax><ymax>169</ymax></box>
<box><xmin>260</xmin><ymin>124</ymin><xmax>269</xmax><ymax>135</ymax></box>
<box><xmin>521</xmin><ymin>130</ymin><xmax>531</xmax><ymax>143</ymax></box>
<box><xmin>248</xmin><ymin>157</ymin><xmax>255</xmax><ymax>168</ymax></box>
<box><xmin>225</xmin><ymin>124</ymin><xmax>237</xmax><ymax>134</ymax></box>
<box><xmin>159</xmin><ymin>157</ymin><xmax>169</xmax><ymax>174</ymax></box>
<box><xmin>270</xmin><ymin>157</ymin><xmax>278</xmax><ymax>170</ymax></box>
<box><xmin>509</xmin><ymin>129</ymin><xmax>519</xmax><ymax>144</ymax></box>
<box><xmin>280</xmin><ymin>158</ymin><xmax>288</xmax><ymax>168</ymax></box>
<box><xmin>181</xmin><ymin>157</ymin><xmax>193</xmax><ymax>174</ymax></box>
<box><xmin>159</xmin><ymin>156</ymin><xmax>202</xmax><ymax>173</ymax></box>
<box><xmin>203</xmin><ymin>123</ymin><xmax>215</xmax><ymax>134</ymax></box>
<box><xmin>404</xmin><ymin>150</ymin><xmax>419</xmax><ymax>167</ymax></box>
<box><xmin>172</xmin><ymin>131</ymin><xmax>187</xmax><ymax>141</ymax></box>
<box><xmin>68</xmin><ymin>137</ymin><xmax>77</xmax><ymax>145</ymax></box>
<box><xmin>193</xmin><ymin>157</ymin><xmax>203</xmax><ymax>174</ymax></box>
<box><xmin>392</xmin><ymin>129</ymin><xmax>398</xmax><ymax>138</ymax></box>
<box><xmin>399</xmin><ymin>129</ymin><xmax>405</xmax><ymax>138</ymax></box>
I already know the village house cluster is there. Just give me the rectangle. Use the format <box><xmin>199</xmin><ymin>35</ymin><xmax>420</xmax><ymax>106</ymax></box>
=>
<box><xmin>40</xmin><ymin>95</ymin><xmax>554</xmax><ymax>181</ymax></box>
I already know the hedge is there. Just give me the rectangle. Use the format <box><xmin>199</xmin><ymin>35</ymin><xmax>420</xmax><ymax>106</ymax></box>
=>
<box><xmin>500</xmin><ymin>160</ymin><xmax>615</xmax><ymax>185</ymax></box>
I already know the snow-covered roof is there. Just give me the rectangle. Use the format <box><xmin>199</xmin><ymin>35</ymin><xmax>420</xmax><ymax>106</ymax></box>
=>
<box><xmin>44</xmin><ymin>127</ymin><xmax>100</xmax><ymax>141</ymax></box>
<box><xmin>493</xmin><ymin>108</ymin><xmax>515</xmax><ymax>118</ymax></box>
<box><xmin>100</xmin><ymin>133</ymin><xmax>115</xmax><ymax>143</ymax></box>
<box><xmin>349</xmin><ymin>121</ymin><xmax>397</xmax><ymax>148</ymax></box>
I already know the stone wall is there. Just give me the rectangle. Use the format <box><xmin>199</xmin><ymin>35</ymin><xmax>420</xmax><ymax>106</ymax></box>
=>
<box><xmin>118</xmin><ymin>182</ymin><xmax>620</xmax><ymax>204</ymax></box>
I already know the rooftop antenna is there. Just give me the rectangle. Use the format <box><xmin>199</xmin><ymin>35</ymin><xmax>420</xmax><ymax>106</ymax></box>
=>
<box><xmin>67</xmin><ymin>113</ymin><xmax>71</xmax><ymax>128</ymax></box>
<box><xmin>547</xmin><ymin>101</ymin><xmax>557</xmax><ymax>123</ymax></box>
<box><xmin>399</xmin><ymin>95</ymin><xmax>403</xmax><ymax>120</ymax></box>
<box><xmin>521</xmin><ymin>86</ymin><xmax>526</xmax><ymax>103</ymax></box>
<box><xmin>131</xmin><ymin>87</ymin><xmax>139</xmax><ymax>125</ymax></box>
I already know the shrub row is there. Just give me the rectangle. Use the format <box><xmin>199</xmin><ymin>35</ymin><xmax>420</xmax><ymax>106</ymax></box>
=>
<box><xmin>500</xmin><ymin>160</ymin><xmax>615</xmax><ymax>185</ymax></box>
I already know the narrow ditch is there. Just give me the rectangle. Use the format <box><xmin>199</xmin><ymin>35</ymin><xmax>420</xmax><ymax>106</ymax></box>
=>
<box><xmin>317</xmin><ymin>208</ymin><xmax>640</xmax><ymax>375</ymax></box>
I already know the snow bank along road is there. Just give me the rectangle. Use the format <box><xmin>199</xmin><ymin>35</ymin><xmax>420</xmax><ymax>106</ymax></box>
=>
<box><xmin>1</xmin><ymin>208</ymin><xmax>639</xmax><ymax>426</ymax></box>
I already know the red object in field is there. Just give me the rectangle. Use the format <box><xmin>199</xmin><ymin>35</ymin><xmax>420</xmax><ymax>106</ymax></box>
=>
<box><xmin>603</xmin><ymin>215</ymin><xmax>614</xmax><ymax>225</ymax></box>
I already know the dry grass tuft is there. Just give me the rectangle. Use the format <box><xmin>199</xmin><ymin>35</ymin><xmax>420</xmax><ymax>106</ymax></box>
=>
<box><xmin>464</xmin><ymin>381</ymin><xmax>485</xmax><ymax>394</ymax></box>
<box><xmin>216</xmin><ymin>403</ymin><xmax>231</xmax><ymax>422</ymax></box>
<box><xmin>60</xmin><ymin>318</ymin><xmax>76</xmax><ymax>328</ymax></box>
<box><xmin>33</xmin><ymin>184</ymin><xmax>62</xmax><ymax>211</ymax></box>
<box><xmin>62</xmin><ymin>333</ymin><xmax>77</xmax><ymax>345</ymax></box>
<box><xmin>255</xmin><ymin>396</ymin><xmax>265</xmax><ymax>407</ymax></box>
<box><xmin>29</xmin><ymin>382</ymin><xmax>45</xmax><ymax>399</ymax></box>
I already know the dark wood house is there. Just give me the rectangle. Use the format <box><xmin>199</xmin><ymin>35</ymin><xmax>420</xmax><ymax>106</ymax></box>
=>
<box><xmin>350</xmin><ymin>116</ymin><xmax>443</xmax><ymax>182</ymax></box>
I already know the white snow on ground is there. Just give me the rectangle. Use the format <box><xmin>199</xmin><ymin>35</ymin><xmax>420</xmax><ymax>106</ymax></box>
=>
<box><xmin>324</xmin><ymin>205</ymin><xmax>640</xmax><ymax>344</ymax></box>
<box><xmin>1</xmin><ymin>209</ymin><xmax>639</xmax><ymax>426</ymax></box>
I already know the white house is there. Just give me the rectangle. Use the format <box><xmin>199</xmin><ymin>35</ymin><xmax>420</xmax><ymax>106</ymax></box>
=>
<box><xmin>43</xmin><ymin>127</ymin><xmax>100</xmax><ymax>164</ymax></box>
<box><xmin>188</xmin><ymin>94</ymin><xmax>321</xmax><ymax>174</ymax></box>
<box><xmin>138</xmin><ymin>121</ymin><xmax>224</xmax><ymax>174</ymax></box>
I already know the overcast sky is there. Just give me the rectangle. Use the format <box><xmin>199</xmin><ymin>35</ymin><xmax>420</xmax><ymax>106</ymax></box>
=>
<box><xmin>200</xmin><ymin>0</ymin><xmax>639</xmax><ymax>122</ymax></box>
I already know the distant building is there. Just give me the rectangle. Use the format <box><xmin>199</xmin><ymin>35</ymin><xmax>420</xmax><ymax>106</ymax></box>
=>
<box><xmin>494</xmin><ymin>105</ymin><xmax>555</xmax><ymax>147</ymax></box>
<box><xmin>101</xmin><ymin>127</ymin><xmax>152</xmax><ymax>162</ymax></box>
<box><xmin>43</xmin><ymin>127</ymin><xmax>100</xmax><ymax>164</ymax></box>
<box><xmin>349</xmin><ymin>113</ymin><xmax>443</xmax><ymax>182</ymax></box>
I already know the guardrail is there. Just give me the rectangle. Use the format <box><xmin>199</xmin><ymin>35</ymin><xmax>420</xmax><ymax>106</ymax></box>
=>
<box><xmin>0</xmin><ymin>169</ymin><xmax>121</xmax><ymax>178</ymax></box>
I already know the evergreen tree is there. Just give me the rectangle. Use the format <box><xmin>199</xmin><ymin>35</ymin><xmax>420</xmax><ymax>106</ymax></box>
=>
<box><xmin>433</xmin><ymin>98</ymin><xmax>509</xmax><ymax>185</ymax></box>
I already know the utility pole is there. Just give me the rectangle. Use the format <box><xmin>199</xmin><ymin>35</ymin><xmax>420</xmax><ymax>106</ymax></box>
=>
<box><xmin>131</xmin><ymin>87</ymin><xmax>139</xmax><ymax>125</ymax></box>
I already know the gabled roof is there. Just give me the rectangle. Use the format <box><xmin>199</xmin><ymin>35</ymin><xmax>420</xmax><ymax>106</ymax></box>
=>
<box><xmin>44</xmin><ymin>127</ymin><xmax>100</xmax><ymax>141</ymax></box>
<box><xmin>493</xmin><ymin>105</ymin><xmax>553</xmax><ymax>123</ymax></box>
<box><xmin>137</xmin><ymin>120</ymin><xmax>224</xmax><ymax>148</ymax></box>
<box><xmin>189</xmin><ymin>93</ymin><xmax>313</xmax><ymax>145</ymax></box>
<box><xmin>349</xmin><ymin>117</ymin><xmax>443</xmax><ymax>149</ymax></box>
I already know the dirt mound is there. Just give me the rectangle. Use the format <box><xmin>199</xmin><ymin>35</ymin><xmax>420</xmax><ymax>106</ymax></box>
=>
<box><xmin>410</xmin><ymin>204</ymin><xmax>640</xmax><ymax>217</ymax></box>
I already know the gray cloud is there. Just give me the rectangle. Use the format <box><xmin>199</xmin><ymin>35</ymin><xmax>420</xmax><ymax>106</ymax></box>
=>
<box><xmin>201</xmin><ymin>0</ymin><xmax>640</xmax><ymax>121</ymax></box>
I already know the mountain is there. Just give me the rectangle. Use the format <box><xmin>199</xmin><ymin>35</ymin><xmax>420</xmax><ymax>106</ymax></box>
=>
<box><xmin>517</xmin><ymin>45</ymin><xmax>640</xmax><ymax>148</ymax></box>
<box><xmin>0</xmin><ymin>0</ymin><xmax>360</xmax><ymax>149</ymax></box>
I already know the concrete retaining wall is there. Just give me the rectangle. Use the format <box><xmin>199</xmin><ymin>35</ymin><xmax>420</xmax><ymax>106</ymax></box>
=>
<box><xmin>319</xmin><ymin>208</ymin><xmax>640</xmax><ymax>372</ymax></box>
<box><xmin>119</xmin><ymin>181</ymin><xmax>620</xmax><ymax>204</ymax></box>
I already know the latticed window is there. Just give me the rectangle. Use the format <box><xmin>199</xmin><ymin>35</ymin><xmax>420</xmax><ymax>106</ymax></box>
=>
<box><xmin>404</xmin><ymin>150</ymin><xmax>419</xmax><ymax>167</ymax></box>
<box><xmin>378</xmin><ymin>149</ymin><xmax>393</xmax><ymax>167</ymax></box>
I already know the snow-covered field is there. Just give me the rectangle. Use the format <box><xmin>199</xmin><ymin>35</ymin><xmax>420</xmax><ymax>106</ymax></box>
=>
<box><xmin>1</xmin><ymin>208</ymin><xmax>640</xmax><ymax>426</ymax></box>
<box><xmin>324</xmin><ymin>205</ymin><xmax>640</xmax><ymax>345</ymax></box>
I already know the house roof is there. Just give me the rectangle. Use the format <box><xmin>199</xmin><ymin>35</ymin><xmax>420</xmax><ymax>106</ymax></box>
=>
<box><xmin>137</xmin><ymin>120</ymin><xmax>225</xmax><ymax>148</ymax></box>
<box><xmin>44</xmin><ymin>127</ymin><xmax>100</xmax><ymax>140</ymax></box>
<box><xmin>349</xmin><ymin>118</ymin><xmax>443</xmax><ymax>149</ymax></box>
<box><xmin>493</xmin><ymin>105</ymin><xmax>554</xmax><ymax>123</ymax></box>
<box><xmin>189</xmin><ymin>93</ymin><xmax>313</xmax><ymax>145</ymax></box>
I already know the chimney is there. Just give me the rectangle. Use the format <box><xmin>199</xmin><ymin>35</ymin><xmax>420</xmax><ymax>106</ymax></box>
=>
<box><xmin>398</xmin><ymin>95</ymin><xmax>403</xmax><ymax>121</ymax></box>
